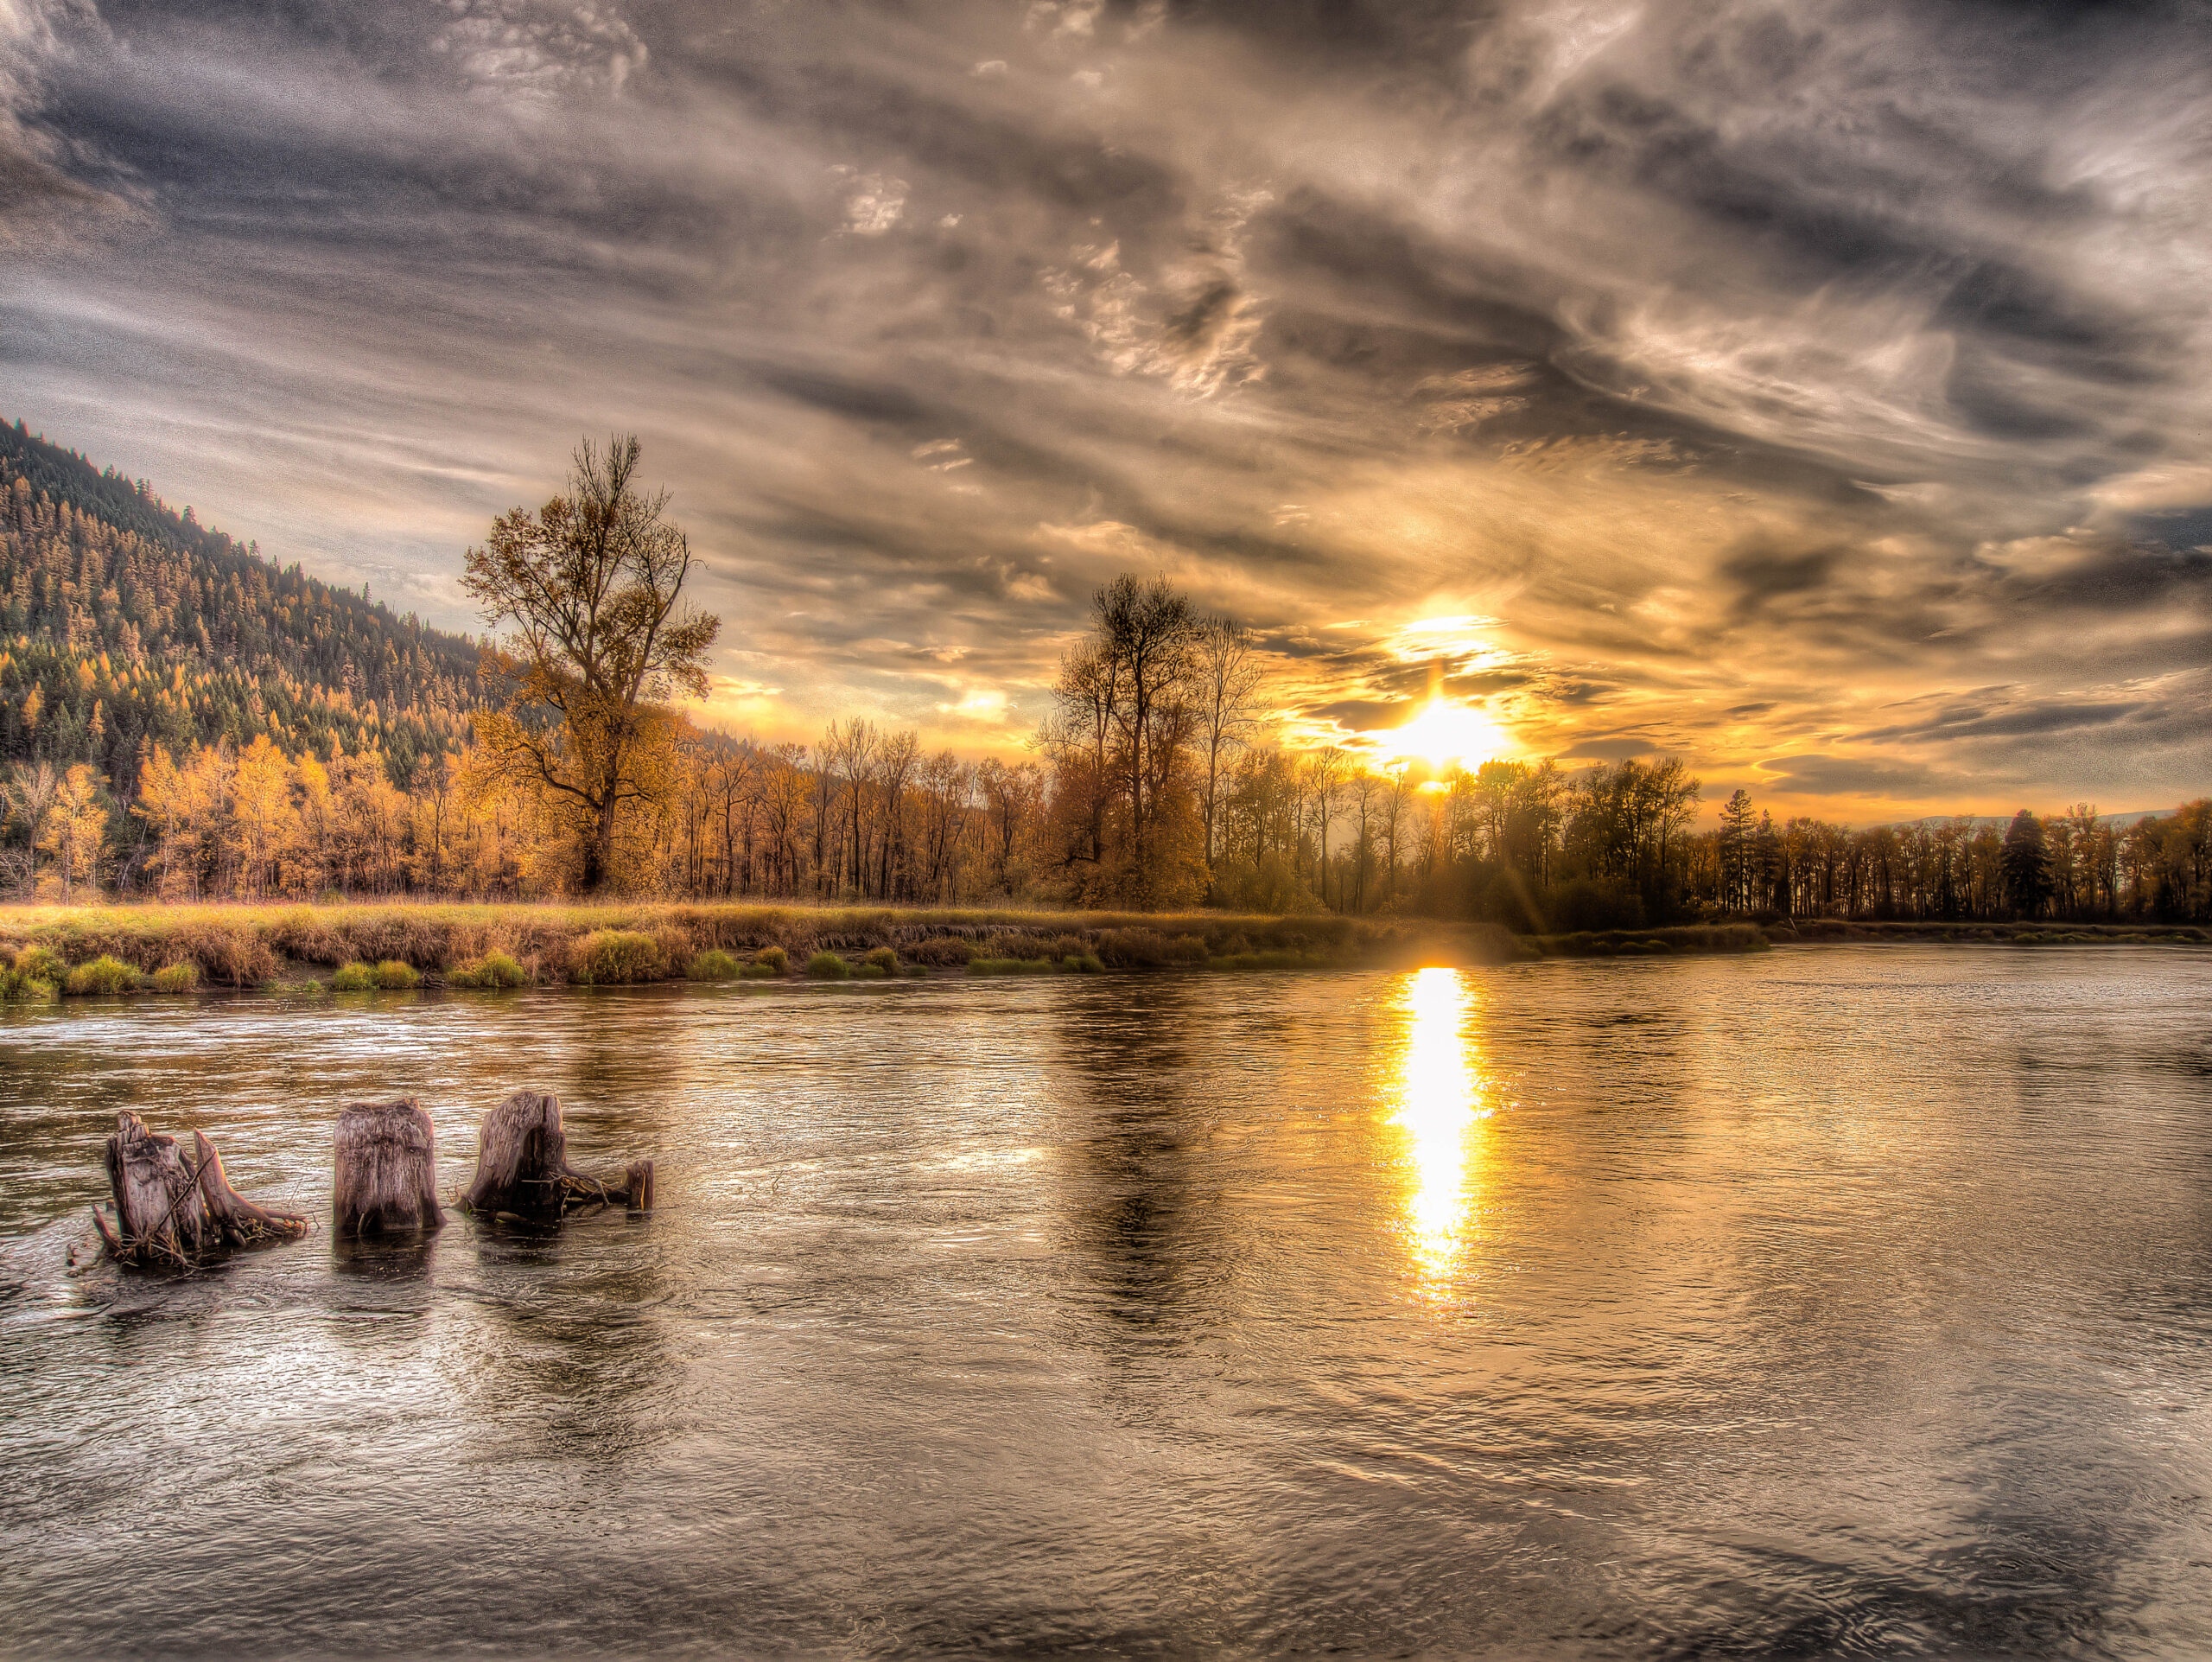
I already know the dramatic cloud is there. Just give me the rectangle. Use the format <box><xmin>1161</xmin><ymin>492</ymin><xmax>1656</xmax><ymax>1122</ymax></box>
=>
<box><xmin>3</xmin><ymin>0</ymin><xmax>2208</xmax><ymax>818</ymax></box>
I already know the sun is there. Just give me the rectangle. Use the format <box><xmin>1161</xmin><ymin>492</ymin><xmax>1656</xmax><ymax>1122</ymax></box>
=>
<box><xmin>1389</xmin><ymin>697</ymin><xmax>1508</xmax><ymax>771</ymax></box>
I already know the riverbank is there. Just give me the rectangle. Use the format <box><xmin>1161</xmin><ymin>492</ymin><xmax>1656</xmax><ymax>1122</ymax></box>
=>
<box><xmin>0</xmin><ymin>899</ymin><xmax>1532</xmax><ymax>997</ymax></box>
<box><xmin>0</xmin><ymin>902</ymin><xmax>2199</xmax><ymax>999</ymax></box>
<box><xmin>1531</xmin><ymin>918</ymin><xmax>2210</xmax><ymax>958</ymax></box>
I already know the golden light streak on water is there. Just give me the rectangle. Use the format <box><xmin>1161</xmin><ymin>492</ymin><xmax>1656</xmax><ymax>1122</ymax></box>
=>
<box><xmin>1389</xmin><ymin>966</ymin><xmax>1493</xmax><ymax>1287</ymax></box>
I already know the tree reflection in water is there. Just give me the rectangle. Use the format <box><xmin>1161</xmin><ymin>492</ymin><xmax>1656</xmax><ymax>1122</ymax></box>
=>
<box><xmin>1388</xmin><ymin>967</ymin><xmax>1494</xmax><ymax>1290</ymax></box>
<box><xmin>1056</xmin><ymin>978</ymin><xmax>1206</xmax><ymax>1340</ymax></box>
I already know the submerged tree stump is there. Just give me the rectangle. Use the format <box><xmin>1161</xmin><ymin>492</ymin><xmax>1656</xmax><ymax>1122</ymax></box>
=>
<box><xmin>333</xmin><ymin>1099</ymin><xmax>445</xmax><ymax>1236</ymax></box>
<box><xmin>460</xmin><ymin>1089</ymin><xmax>654</xmax><ymax>1219</ymax></box>
<box><xmin>95</xmin><ymin>1111</ymin><xmax>309</xmax><ymax>1265</ymax></box>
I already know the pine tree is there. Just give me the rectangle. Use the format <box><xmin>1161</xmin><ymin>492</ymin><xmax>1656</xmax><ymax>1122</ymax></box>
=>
<box><xmin>1718</xmin><ymin>788</ymin><xmax>1757</xmax><ymax>912</ymax></box>
<box><xmin>2000</xmin><ymin>809</ymin><xmax>2052</xmax><ymax>919</ymax></box>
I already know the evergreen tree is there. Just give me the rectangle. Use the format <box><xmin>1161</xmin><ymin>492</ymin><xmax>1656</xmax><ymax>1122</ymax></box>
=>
<box><xmin>1718</xmin><ymin>788</ymin><xmax>1757</xmax><ymax>911</ymax></box>
<box><xmin>2000</xmin><ymin>809</ymin><xmax>2052</xmax><ymax>918</ymax></box>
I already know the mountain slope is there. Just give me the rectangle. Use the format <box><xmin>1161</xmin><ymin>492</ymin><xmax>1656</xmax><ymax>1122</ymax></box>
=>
<box><xmin>0</xmin><ymin>418</ymin><xmax>480</xmax><ymax>794</ymax></box>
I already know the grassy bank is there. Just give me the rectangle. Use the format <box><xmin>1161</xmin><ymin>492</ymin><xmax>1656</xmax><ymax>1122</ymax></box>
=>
<box><xmin>1777</xmin><ymin>918</ymin><xmax>2211</xmax><ymax>946</ymax></box>
<box><xmin>1529</xmin><ymin>918</ymin><xmax>2211</xmax><ymax>957</ymax></box>
<box><xmin>2</xmin><ymin>901</ymin><xmax>2195</xmax><ymax>1001</ymax></box>
<box><xmin>0</xmin><ymin>899</ymin><xmax>1531</xmax><ymax>997</ymax></box>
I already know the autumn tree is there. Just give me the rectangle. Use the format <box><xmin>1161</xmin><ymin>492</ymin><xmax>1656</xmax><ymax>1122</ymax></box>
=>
<box><xmin>1196</xmin><ymin>615</ymin><xmax>1267</xmax><ymax>867</ymax></box>
<box><xmin>35</xmin><ymin>764</ymin><xmax>108</xmax><ymax>901</ymax></box>
<box><xmin>230</xmin><ymin>735</ymin><xmax>296</xmax><ymax>898</ymax></box>
<box><xmin>0</xmin><ymin>761</ymin><xmax>59</xmax><ymax>896</ymax></box>
<box><xmin>1037</xmin><ymin>573</ymin><xmax>1214</xmax><ymax>905</ymax></box>
<box><xmin>1302</xmin><ymin>745</ymin><xmax>1348</xmax><ymax>907</ymax></box>
<box><xmin>976</xmin><ymin>757</ymin><xmax>1042</xmax><ymax>895</ymax></box>
<box><xmin>462</xmin><ymin>436</ymin><xmax>720</xmax><ymax>892</ymax></box>
<box><xmin>1098</xmin><ymin>575</ymin><xmax>1201</xmax><ymax>875</ymax></box>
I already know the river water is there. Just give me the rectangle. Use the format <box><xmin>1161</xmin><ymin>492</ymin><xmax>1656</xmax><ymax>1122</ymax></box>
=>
<box><xmin>3</xmin><ymin>946</ymin><xmax>2211</xmax><ymax>1659</ymax></box>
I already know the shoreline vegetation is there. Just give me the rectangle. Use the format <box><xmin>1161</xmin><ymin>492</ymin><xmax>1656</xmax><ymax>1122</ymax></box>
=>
<box><xmin>0</xmin><ymin>901</ymin><xmax>2203</xmax><ymax>1002</ymax></box>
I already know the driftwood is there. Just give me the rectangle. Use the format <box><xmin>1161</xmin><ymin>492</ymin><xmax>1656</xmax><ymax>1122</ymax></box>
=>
<box><xmin>333</xmin><ymin>1099</ymin><xmax>445</xmax><ymax>1236</ymax></box>
<box><xmin>95</xmin><ymin>1111</ymin><xmax>309</xmax><ymax>1265</ymax></box>
<box><xmin>459</xmin><ymin>1089</ymin><xmax>654</xmax><ymax>1219</ymax></box>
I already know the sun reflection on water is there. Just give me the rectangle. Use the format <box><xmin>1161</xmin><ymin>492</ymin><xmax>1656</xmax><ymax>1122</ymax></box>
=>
<box><xmin>1389</xmin><ymin>966</ymin><xmax>1492</xmax><ymax>1286</ymax></box>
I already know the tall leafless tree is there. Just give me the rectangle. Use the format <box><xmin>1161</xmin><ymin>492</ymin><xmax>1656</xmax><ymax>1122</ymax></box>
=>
<box><xmin>1096</xmin><ymin>573</ymin><xmax>1201</xmax><ymax>873</ymax></box>
<box><xmin>1196</xmin><ymin>615</ymin><xmax>1267</xmax><ymax>868</ymax></box>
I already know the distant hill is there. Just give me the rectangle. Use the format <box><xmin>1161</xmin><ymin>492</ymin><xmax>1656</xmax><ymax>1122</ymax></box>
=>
<box><xmin>0</xmin><ymin>418</ymin><xmax>480</xmax><ymax>794</ymax></box>
<box><xmin>1893</xmin><ymin>810</ymin><xmax>2174</xmax><ymax>831</ymax></box>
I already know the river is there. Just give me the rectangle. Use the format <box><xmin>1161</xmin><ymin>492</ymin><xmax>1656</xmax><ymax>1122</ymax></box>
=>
<box><xmin>3</xmin><ymin>946</ymin><xmax>2210</xmax><ymax>1658</ymax></box>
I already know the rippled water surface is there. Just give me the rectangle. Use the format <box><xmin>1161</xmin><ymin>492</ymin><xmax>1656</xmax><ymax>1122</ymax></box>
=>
<box><xmin>5</xmin><ymin>946</ymin><xmax>2212</xmax><ymax>1658</ymax></box>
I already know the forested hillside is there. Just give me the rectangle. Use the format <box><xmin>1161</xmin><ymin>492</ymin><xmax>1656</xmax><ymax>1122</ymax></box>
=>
<box><xmin>0</xmin><ymin>419</ymin><xmax>478</xmax><ymax>796</ymax></box>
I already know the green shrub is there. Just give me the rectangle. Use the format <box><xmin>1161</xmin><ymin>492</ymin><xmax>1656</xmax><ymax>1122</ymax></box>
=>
<box><xmin>480</xmin><ymin>950</ymin><xmax>527</xmax><ymax>988</ymax></box>
<box><xmin>374</xmin><ymin>959</ymin><xmax>420</xmax><ymax>990</ymax></box>
<box><xmin>805</xmin><ymin>950</ymin><xmax>850</xmax><ymax>979</ymax></box>
<box><xmin>64</xmin><ymin>955</ymin><xmax>141</xmax><ymax>996</ymax></box>
<box><xmin>689</xmin><ymin>949</ymin><xmax>741</xmax><ymax>981</ymax></box>
<box><xmin>864</xmin><ymin>946</ymin><xmax>899</xmax><ymax>974</ymax></box>
<box><xmin>574</xmin><ymin>929</ymin><xmax>661</xmax><ymax>985</ymax></box>
<box><xmin>738</xmin><ymin>961</ymin><xmax>782</xmax><ymax>979</ymax></box>
<box><xmin>1064</xmin><ymin>952</ymin><xmax>1104</xmax><ymax>974</ymax></box>
<box><xmin>753</xmin><ymin>945</ymin><xmax>789</xmax><ymax>973</ymax></box>
<box><xmin>0</xmin><ymin>967</ymin><xmax>59</xmax><ymax>1002</ymax></box>
<box><xmin>447</xmin><ymin>950</ymin><xmax>525</xmax><ymax>990</ymax></box>
<box><xmin>969</xmin><ymin>957</ymin><xmax>1056</xmax><ymax>976</ymax></box>
<box><xmin>328</xmin><ymin>961</ymin><xmax>378</xmax><ymax>991</ymax></box>
<box><xmin>13</xmin><ymin>945</ymin><xmax>66</xmax><ymax>984</ymax></box>
<box><xmin>149</xmin><ymin>962</ymin><xmax>200</xmax><ymax>993</ymax></box>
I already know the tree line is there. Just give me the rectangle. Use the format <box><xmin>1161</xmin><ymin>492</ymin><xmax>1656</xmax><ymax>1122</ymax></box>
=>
<box><xmin>0</xmin><ymin>428</ymin><xmax>2204</xmax><ymax>924</ymax></box>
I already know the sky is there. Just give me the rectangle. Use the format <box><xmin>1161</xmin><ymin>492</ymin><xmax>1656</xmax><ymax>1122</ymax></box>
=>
<box><xmin>3</xmin><ymin>0</ymin><xmax>2209</xmax><ymax>821</ymax></box>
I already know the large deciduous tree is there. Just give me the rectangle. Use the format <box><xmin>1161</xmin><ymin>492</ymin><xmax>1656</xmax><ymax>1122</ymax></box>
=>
<box><xmin>462</xmin><ymin>436</ymin><xmax>720</xmax><ymax>892</ymax></box>
<box><xmin>1038</xmin><ymin>573</ymin><xmax>1213</xmax><ymax>906</ymax></box>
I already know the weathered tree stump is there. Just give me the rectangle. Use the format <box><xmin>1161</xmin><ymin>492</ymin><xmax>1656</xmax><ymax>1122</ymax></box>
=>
<box><xmin>94</xmin><ymin>1111</ymin><xmax>309</xmax><ymax>1265</ymax></box>
<box><xmin>333</xmin><ymin>1099</ymin><xmax>445</xmax><ymax>1236</ymax></box>
<box><xmin>460</xmin><ymin>1089</ymin><xmax>653</xmax><ymax>1219</ymax></box>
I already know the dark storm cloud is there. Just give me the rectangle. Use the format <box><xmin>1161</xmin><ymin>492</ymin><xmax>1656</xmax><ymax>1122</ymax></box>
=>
<box><xmin>2</xmin><ymin>0</ymin><xmax>2208</xmax><ymax>809</ymax></box>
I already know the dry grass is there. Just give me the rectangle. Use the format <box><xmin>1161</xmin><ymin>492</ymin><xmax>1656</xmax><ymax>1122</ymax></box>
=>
<box><xmin>0</xmin><ymin>897</ymin><xmax>1539</xmax><ymax>991</ymax></box>
<box><xmin>17</xmin><ymin>897</ymin><xmax>2177</xmax><ymax>996</ymax></box>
